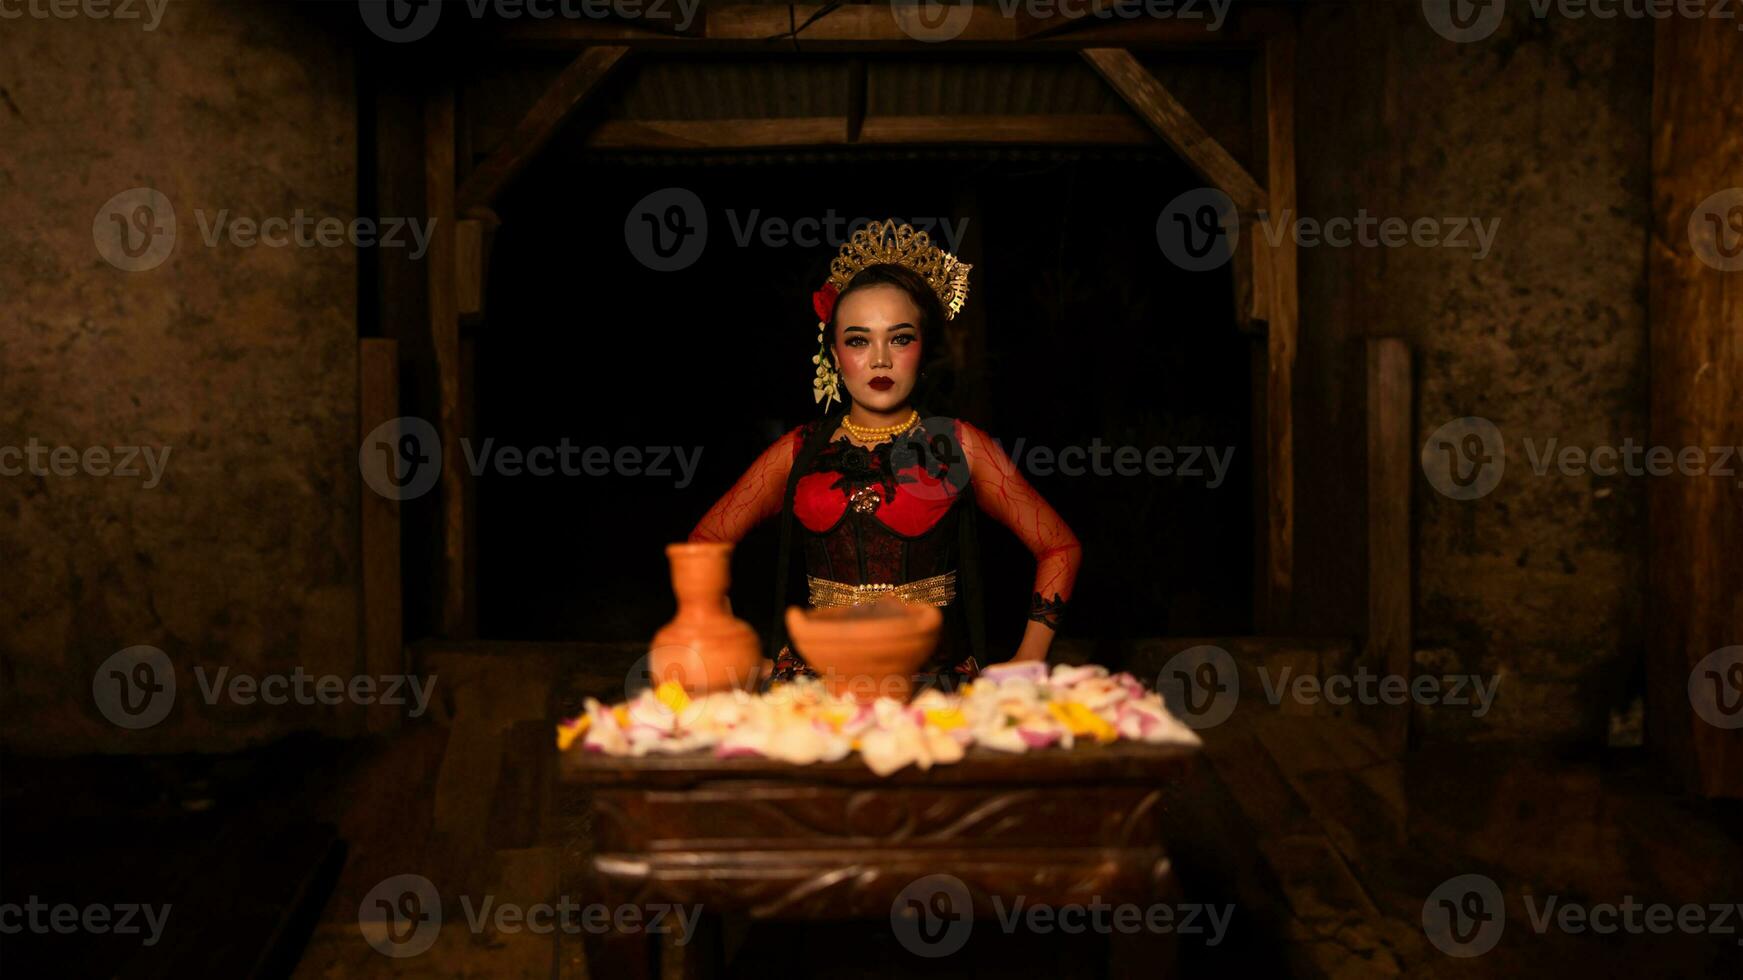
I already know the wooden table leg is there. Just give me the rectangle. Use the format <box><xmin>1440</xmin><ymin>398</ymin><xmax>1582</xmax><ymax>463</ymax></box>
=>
<box><xmin>1109</xmin><ymin>927</ymin><xmax>1179</xmax><ymax>980</ymax></box>
<box><xmin>1108</xmin><ymin>856</ymin><xmax>1182</xmax><ymax>979</ymax></box>
<box><xmin>658</xmin><ymin>911</ymin><xmax>720</xmax><ymax>980</ymax></box>
<box><xmin>574</xmin><ymin>927</ymin><xmax>654</xmax><ymax>980</ymax></box>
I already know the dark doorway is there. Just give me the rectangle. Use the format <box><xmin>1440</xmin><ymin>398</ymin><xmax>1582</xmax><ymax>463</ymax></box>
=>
<box><xmin>477</xmin><ymin>148</ymin><xmax>1252</xmax><ymax>657</ymax></box>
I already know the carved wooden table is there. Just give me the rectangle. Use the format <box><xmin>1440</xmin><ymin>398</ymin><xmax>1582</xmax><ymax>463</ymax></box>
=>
<box><xmin>559</xmin><ymin>742</ymin><xmax>1200</xmax><ymax>977</ymax></box>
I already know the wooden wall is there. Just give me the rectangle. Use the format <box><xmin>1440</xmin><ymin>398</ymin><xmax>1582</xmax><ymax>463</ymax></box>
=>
<box><xmin>0</xmin><ymin>4</ymin><xmax>363</xmax><ymax>751</ymax></box>
<box><xmin>1648</xmin><ymin>18</ymin><xmax>1743</xmax><ymax>797</ymax></box>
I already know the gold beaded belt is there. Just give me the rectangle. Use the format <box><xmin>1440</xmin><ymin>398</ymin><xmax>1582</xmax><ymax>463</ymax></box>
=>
<box><xmin>807</xmin><ymin>571</ymin><xmax>957</xmax><ymax>609</ymax></box>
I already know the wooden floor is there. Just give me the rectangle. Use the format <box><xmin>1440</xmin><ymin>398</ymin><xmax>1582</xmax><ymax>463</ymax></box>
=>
<box><xmin>1175</xmin><ymin>709</ymin><xmax>1743</xmax><ymax>977</ymax></box>
<box><xmin>283</xmin><ymin>645</ymin><xmax>1743</xmax><ymax>978</ymax></box>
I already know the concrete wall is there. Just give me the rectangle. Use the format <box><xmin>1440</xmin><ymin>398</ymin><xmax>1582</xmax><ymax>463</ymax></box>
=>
<box><xmin>1295</xmin><ymin>3</ymin><xmax>1653</xmax><ymax>742</ymax></box>
<box><xmin>0</xmin><ymin>1</ymin><xmax>361</xmax><ymax>752</ymax></box>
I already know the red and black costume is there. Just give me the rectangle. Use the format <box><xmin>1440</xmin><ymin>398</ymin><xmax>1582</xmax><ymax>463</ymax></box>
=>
<box><xmin>690</xmin><ymin>413</ymin><xmax>1081</xmax><ymax>686</ymax></box>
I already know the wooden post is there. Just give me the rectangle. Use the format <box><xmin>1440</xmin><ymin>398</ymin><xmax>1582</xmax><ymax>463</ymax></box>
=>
<box><xmin>1258</xmin><ymin>34</ymin><xmax>1298</xmax><ymax>631</ymax></box>
<box><xmin>456</xmin><ymin>209</ymin><xmax>500</xmax><ymax>326</ymax></box>
<box><xmin>425</xmin><ymin>82</ymin><xmax>471</xmax><ymax>638</ymax></box>
<box><xmin>1249</xmin><ymin>335</ymin><xmax>1271</xmax><ymax>631</ymax></box>
<box><xmin>359</xmin><ymin>339</ymin><xmax>404</xmax><ymax>733</ymax></box>
<box><xmin>461</xmin><ymin>336</ymin><xmax>478</xmax><ymax>636</ymax></box>
<box><xmin>1366</xmin><ymin>337</ymin><xmax>1412</xmax><ymax>752</ymax></box>
<box><xmin>1243</xmin><ymin>43</ymin><xmax>1270</xmax><ymax>631</ymax></box>
<box><xmin>1236</xmin><ymin>46</ymin><xmax>1274</xmax><ymax>334</ymax></box>
<box><xmin>1231</xmin><ymin>222</ymin><xmax>1272</xmax><ymax>334</ymax></box>
<box><xmin>1648</xmin><ymin>17</ymin><xmax>1743</xmax><ymax>797</ymax></box>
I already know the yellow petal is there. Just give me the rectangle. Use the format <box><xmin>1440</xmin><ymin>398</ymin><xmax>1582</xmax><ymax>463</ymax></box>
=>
<box><xmin>555</xmin><ymin>715</ymin><xmax>592</xmax><ymax>751</ymax></box>
<box><xmin>924</xmin><ymin>707</ymin><xmax>967</xmax><ymax>731</ymax></box>
<box><xmin>655</xmin><ymin>680</ymin><xmax>692</xmax><ymax>715</ymax></box>
<box><xmin>1047</xmin><ymin>701</ymin><xmax>1118</xmax><ymax>743</ymax></box>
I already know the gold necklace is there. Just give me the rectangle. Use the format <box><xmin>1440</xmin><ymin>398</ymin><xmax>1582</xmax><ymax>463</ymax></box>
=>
<box><xmin>841</xmin><ymin>409</ymin><xmax>918</xmax><ymax>443</ymax></box>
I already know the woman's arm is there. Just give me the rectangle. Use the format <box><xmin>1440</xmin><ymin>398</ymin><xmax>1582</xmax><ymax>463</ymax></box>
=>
<box><xmin>689</xmin><ymin>428</ymin><xmax>803</xmax><ymax>544</ymax></box>
<box><xmin>958</xmin><ymin>421</ymin><xmax>1082</xmax><ymax>663</ymax></box>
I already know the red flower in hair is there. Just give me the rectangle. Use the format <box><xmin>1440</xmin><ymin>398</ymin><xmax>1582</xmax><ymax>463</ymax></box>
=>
<box><xmin>812</xmin><ymin>282</ymin><xmax>839</xmax><ymax>323</ymax></box>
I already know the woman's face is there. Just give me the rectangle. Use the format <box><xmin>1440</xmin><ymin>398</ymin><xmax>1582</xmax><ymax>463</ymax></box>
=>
<box><xmin>831</xmin><ymin>284</ymin><xmax>923</xmax><ymax>414</ymax></box>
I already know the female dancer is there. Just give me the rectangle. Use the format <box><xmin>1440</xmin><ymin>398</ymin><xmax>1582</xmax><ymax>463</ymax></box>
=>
<box><xmin>689</xmin><ymin>221</ymin><xmax>1080</xmax><ymax>686</ymax></box>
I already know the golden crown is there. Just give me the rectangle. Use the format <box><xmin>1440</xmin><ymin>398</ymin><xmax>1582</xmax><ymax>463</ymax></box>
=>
<box><xmin>826</xmin><ymin>219</ymin><xmax>972</xmax><ymax>320</ymax></box>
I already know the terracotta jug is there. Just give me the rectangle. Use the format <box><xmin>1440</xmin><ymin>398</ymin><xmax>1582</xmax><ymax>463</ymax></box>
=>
<box><xmin>649</xmin><ymin>542</ymin><xmax>762</xmax><ymax>695</ymax></box>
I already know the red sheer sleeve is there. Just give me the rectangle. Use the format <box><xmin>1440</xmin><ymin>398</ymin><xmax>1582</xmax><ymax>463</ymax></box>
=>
<box><xmin>689</xmin><ymin>427</ymin><xmax>804</xmax><ymax>544</ymax></box>
<box><xmin>959</xmin><ymin>421</ymin><xmax>1082</xmax><ymax>629</ymax></box>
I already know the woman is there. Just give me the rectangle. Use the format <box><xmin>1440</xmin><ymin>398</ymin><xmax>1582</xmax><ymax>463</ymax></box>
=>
<box><xmin>689</xmin><ymin>220</ymin><xmax>1080</xmax><ymax>687</ymax></box>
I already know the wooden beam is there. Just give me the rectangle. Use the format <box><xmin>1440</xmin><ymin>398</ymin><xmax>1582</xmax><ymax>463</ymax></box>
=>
<box><xmin>1648</xmin><ymin>16</ymin><xmax>1743</xmax><ymax>798</ymax></box>
<box><xmin>1015</xmin><ymin>0</ymin><xmax>1132</xmax><ymax>39</ymax></box>
<box><xmin>863</xmin><ymin>113</ymin><xmax>1153</xmax><ymax>145</ymax></box>
<box><xmin>358</xmin><ymin>339</ymin><xmax>403</xmax><ymax>734</ymax></box>
<box><xmin>496</xmin><ymin>5</ymin><xmax>1287</xmax><ymax>48</ymax></box>
<box><xmin>608</xmin><ymin>1</ymin><xmax>705</xmax><ymax>37</ymax></box>
<box><xmin>1259</xmin><ymin>34</ymin><xmax>1297</xmax><ymax>629</ymax></box>
<box><xmin>587</xmin><ymin>116</ymin><xmax>845</xmax><ymax>149</ymax></box>
<box><xmin>582</xmin><ymin>114</ymin><xmax>1156</xmax><ymax>150</ymax></box>
<box><xmin>425</xmin><ymin>83</ymin><xmax>469</xmax><ymax>639</ymax></box>
<box><xmin>457</xmin><ymin>46</ymin><xmax>628</xmax><ymax>212</ymax></box>
<box><xmin>1081</xmin><ymin>47</ymin><xmax>1265</xmax><ymax>211</ymax></box>
<box><xmin>1366</xmin><ymin>338</ymin><xmax>1412</xmax><ymax>753</ymax></box>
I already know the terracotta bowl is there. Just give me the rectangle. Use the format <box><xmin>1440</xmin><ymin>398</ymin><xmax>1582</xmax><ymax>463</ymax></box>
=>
<box><xmin>784</xmin><ymin>598</ymin><xmax>943</xmax><ymax>703</ymax></box>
